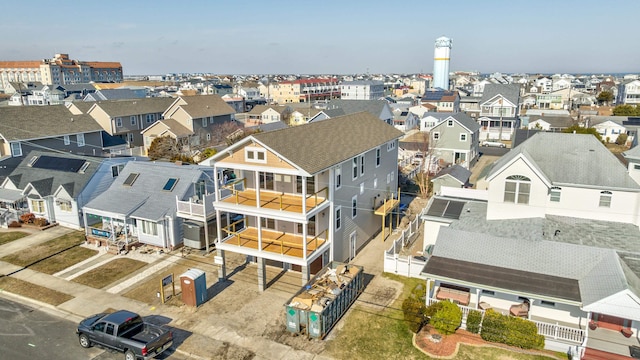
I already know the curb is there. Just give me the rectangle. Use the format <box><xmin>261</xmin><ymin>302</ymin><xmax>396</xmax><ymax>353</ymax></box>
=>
<box><xmin>0</xmin><ymin>289</ymin><xmax>84</xmax><ymax>323</ymax></box>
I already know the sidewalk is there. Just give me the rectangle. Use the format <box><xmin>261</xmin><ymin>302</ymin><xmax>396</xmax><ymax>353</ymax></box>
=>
<box><xmin>0</xmin><ymin>227</ymin><xmax>332</xmax><ymax>360</ymax></box>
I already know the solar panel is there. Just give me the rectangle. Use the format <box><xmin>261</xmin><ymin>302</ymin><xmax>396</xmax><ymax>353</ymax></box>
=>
<box><xmin>123</xmin><ymin>173</ymin><xmax>139</xmax><ymax>186</ymax></box>
<box><xmin>31</xmin><ymin>155</ymin><xmax>86</xmax><ymax>173</ymax></box>
<box><xmin>425</xmin><ymin>198</ymin><xmax>465</xmax><ymax>220</ymax></box>
<box><xmin>443</xmin><ymin>201</ymin><xmax>465</xmax><ymax>220</ymax></box>
<box><xmin>162</xmin><ymin>178</ymin><xmax>178</xmax><ymax>191</ymax></box>
<box><xmin>426</xmin><ymin>199</ymin><xmax>448</xmax><ymax>217</ymax></box>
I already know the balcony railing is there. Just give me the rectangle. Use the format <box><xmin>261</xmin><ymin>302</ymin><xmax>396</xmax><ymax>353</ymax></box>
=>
<box><xmin>221</xmin><ymin>225</ymin><xmax>327</xmax><ymax>259</ymax></box>
<box><xmin>176</xmin><ymin>193</ymin><xmax>216</xmax><ymax>218</ymax></box>
<box><xmin>221</xmin><ymin>183</ymin><xmax>328</xmax><ymax>214</ymax></box>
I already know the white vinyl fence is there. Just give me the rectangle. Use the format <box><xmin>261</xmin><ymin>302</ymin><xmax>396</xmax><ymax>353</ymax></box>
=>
<box><xmin>384</xmin><ymin>208</ymin><xmax>427</xmax><ymax>278</ymax></box>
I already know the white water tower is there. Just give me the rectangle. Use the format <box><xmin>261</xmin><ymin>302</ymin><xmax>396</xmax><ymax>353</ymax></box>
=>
<box><xmin>433</xmin><ymin>36</ymin><xmax>452</xmax><ymax>90</ymax></box>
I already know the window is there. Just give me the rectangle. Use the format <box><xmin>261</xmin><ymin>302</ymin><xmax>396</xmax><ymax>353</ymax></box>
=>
<box><xmin>209</xmin><ymin>117</ymin><xmax>214</xmax><ymax>124</ymax></box>
<box><xmin>10</xmin><ymin>142</ymin><xmax>22</xmax><ymax>157</ymax></box>
<box><xmin>359</xmin><ymin>155</ymin><xmax>365</xmax><ymax>176</ymax></box>
<box><xmin>162</xmin><ymin>178</ymin><xmax>179</xmax><ymax>191</ymax></box>
<box><xmin>540</xmin><ymin>300</ymin><xmax>555</xmax><ymax>307</ymax></box>
<box><xmin>460</xmin><ymin>133</ymin><xmax>467</xmax><ymax>141</ymax></box>
<box><xmin>57</xmin><ymin>199</ymin><xmax>72</xmax><ymax>212</ymax></box>
<box><xmin>260</xmin><ymin>217</ymin><xmax>275</xmax><ymax>229</ymax></box>
<box><xmin>64</xmin><ymin>135</ymin><xmax>70</xmax><ymax>145</ymax></box>
<box><xmin>481</xmin><ymin>290</ymin><xmax>495</xmax><ymax>296</ymax></box>
<box><xmin>130</xmin><ymin>116</ymin><xmax>136</xmax><ymax>126</ymax></box>
<box><xmin>335</xmin><ymin>167</ymin><xmax>341</xmax><ymax>189</ymax></box>
<box><xmin>116</xmin><ymin>117</ymin><xmax>122</xmax><ymax>127</ymax></box>
<box><xmin>352</xmin><ymin>157</ymin><xmax>358</xmax><ymax>179</ymax></box>
<box><xmin>432</xmin><ymin>132</ymin><xmax>440</xmax><ymax>141</ymax></box>
<box><xmin>202</xmin><ymin>118</ymin><xmax>207</xmax><ymax>127</ymax></box>
<box><xmin>352</xmin><ymin>195</ymin><xmax>357</xmax><ymax>218</ymax></box>
<box><xmin>76</xmin><ymin>133</ymin><xmax>85</xmax><ymax>147</ymax></box>
<box><xmin>106</xmin><ymin>324</ymin><xmax>115</xmax><ymax>336</ymax></box>
<box><xmin>111</xmin><ymin>164</ymin><xmax>124</xmax><ymax>177</ymax></box>
<box><xmin>550</xmin><ymin>187</ymin><xmax>561</xmax><ymax>202</ymax></box>
<box><xmin>123</xmin><ymin>172</ymin><xmax>140</xmax><ymax>186</ymax></box>
<box><xmin>336</xmin><ymin>206</ymin><xmax>341</xmax><ymax>230</ymax></box>
<box><xmin>599</xmin><ymin>191</ymin><xmax>612</xmax><ymax>208</ymax></box>
<box><xmin>31</xmin><ymin>199</ymin><xmax>45</xmax><ymax>213</ymax></box>
<box><xmin>260</xmin><ymin>172</ymin><xmax>274</xmax><ymax>190</ymax></box>
<box><xmin>504</xmin><ymin>175</ymin><xmax>531</xmax><ymax>204</ymax></box>
<box><xmin>146</xmin><ymin>114</ymin><xmax>155</xmax><ymax>123</ymax></box>
<box><xmin>245</xmin><ymin>147</ymin><xmax>267</xmax><ymax>163</ymax></box>
<box><xmin>376</xmin><ymin>147</ymin><xmax>381</xmax><ymax>167</ymax></box>
<box><xmin>387</xmin><ymin>140</ymin><xmax>396</xmax><ymax>151</ymax></box>
<box><xmin>635</xmin><ymin>164</ymin><xmax>640</xmax><ymax>170</ymax></box>
<box><xmin>447</xmin><ymin>119</ymin><xmax>454</xmax><ymax>127</ymax></box>
<box><xmin>140</xmin><ymin>220</ymin><xmax>158</xmax><ymax>236</ymax></box>
<box><xmin>206</xmin><ymin>133</ymin><xmax>211</xmax><ymax>141</ymax></box>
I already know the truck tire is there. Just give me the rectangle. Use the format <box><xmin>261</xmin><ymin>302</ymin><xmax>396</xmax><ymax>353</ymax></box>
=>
<box><xmin>124</xmin><ymin>349</ymin><xmax>136</xmax><ymax>360</ymax></box>
<box><xmin>78</xmin><ymin>333</ymin><xmax>91</xmax><ymax>348</ymax></box>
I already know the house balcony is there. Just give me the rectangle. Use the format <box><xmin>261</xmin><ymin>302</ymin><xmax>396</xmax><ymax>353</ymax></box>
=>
<box><xmin>176</xmin><ymin>193</ymin><xmax>216</xmax><ymax>221</ymax></box>
<box><xmin>215</xmin><ymin>178</ymin><xmax>328</xmax><ymax>221</ymax></box>
<box><xmin>217</xmin><ymin>223</ymin><xmax>328</xmax><ymax>266</ymax></box>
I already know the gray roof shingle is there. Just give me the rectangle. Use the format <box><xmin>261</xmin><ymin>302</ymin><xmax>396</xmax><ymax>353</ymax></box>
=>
<box><xmin>252</xmin><ymin>111</ymin><xmax>404</xmax><ymax>174</ymax></box>
<box><xmin>0</xmin><ymin>105</ymin><xmax>103</xmax><ymax>141</ymax></box>
<box><xmin>480</xmin><ymin>84</ymin><xmax>521</xmax><ymax>106</ymax></box>
<box><xmin>89</xmin><ymin>97</ymin><xmax>175</xmax><ymax>117</ymax></box>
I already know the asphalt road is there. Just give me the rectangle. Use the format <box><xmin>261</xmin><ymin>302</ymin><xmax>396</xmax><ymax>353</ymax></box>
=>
<box><xmin>0</xmin><ymin>297</ymin><xmax>185</xmax><ymax>360</ymax></box>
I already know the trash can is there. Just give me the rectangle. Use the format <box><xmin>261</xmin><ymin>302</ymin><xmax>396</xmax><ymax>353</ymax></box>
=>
<box><xmin>180</xmin><ymin>269</ymin><xmax>207</xmax><ymax>307</ymax></box>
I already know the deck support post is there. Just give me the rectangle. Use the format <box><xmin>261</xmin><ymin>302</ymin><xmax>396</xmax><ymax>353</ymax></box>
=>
<box><xmin>217</xmin><ymin>249</ymin><xmax>227</xmax><ymax>281</ymax></box>
<box><xmin>301</xmin><ymin>265</ymin><xmax>310</xmax><ymax>286</ymax></box>
<box><xmin>257</xmin><ymin>257</ymin><xmax>266</xmax><ymax>292</ymax></box>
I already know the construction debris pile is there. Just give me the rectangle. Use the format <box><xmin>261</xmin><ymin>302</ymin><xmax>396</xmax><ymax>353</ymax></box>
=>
<box><xmin>287</xmin><ymin>263</ymin><xmax>361</xmax><ymax>313</ymax></box>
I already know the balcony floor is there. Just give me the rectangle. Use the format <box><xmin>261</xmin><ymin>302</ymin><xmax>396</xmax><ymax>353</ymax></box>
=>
<box><xmin>221</xmin><ymin>189</ymin><xmax>325</xmax><ymax>213</ymax></box>
<box><xmin>586</xmin><ymin>327</ymin><xmax>640</xmax><ymax>358</ymax></box>
<box><xmin>222</xmin><ymin>226</ymin><xmax>326</xmax><ymax>259</ymax></box>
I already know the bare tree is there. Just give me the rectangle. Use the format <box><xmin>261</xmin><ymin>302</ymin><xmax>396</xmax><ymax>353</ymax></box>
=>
<box><xmin>148</xmin><ymin>136</ymin><xmax>193</xmax><ymax>162</ymax></box>
<box><xmin>415</xmin><ymin>131</ymin><xmax>442</xmax><ymax>199</ymax></box>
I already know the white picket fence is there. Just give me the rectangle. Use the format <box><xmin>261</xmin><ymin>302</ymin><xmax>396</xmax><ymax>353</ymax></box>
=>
<box><xmin>383</xmin><ymin>207</ymin><xmax>427</xmax><ymax>279</ymax></box>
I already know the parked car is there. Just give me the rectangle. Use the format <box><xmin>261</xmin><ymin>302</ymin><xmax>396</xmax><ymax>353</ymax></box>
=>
<box><xmin>76</xmin><ymin>310</ymin><xmax>173</xmax><ymax>360</ymax></box>
<box><xmin>481</xmin><ymin>141</ymin><xmax>506</xmax><ymax>148</ymax></box>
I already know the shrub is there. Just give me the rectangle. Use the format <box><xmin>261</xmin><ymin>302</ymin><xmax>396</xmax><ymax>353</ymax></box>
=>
<box><xmin>480</xmin><ymin>310</ymin><xmax>544</xmax><ymax>349</ymax></box>
<box><xmin>401</xmin><ymin>283</ymin><xmax>427</xmax><ymax>333</ymax></box>
<box><xmin>466</xmin><ymin>309</ymin><xmax>482</xmax><ymax>334</ymax></box>
<box><xmin>20</xmin><ymin>213</ymin><xmax>35</xmax><ymax>224</ymax></box>
<box><xmin>33</xmin><ymin>217</ymin><xmax>49</xmax><ymax>227</ymax></box>
<box><xmin>8</xmin><ymin>221</ymin><xmax>21</xmax><ymax>228</ymax></box>
<box><xmin>430</xmin><ymin>300</ymin><xmax>462</xmax><ymax>335</ymax></box>
<box><xmin>424</xmin><ymin>300</ymin><xmax>444</xmax><ymax>318</ymax></box>
<box><xmin>616</xmin><ymin>133</ymin><xmax>628</xmax><ymax>146</ymax></box>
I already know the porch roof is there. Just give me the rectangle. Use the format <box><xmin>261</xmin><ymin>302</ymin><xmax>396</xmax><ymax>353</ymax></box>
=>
<box><xmin>0</xmin><ymin>188</ymin><xmax>25</xmax><ymax>202</ymax></box>
<box><xmin>424</xmin><ymin>256</ymin><xmax>581</xmax><ymax>302</ymax></box>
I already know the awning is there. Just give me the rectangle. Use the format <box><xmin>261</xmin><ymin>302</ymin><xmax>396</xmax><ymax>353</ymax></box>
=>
<box><xmin>0</xmin><ymin>188</ymin><xmax>26</xmax><ymax>202</ymax></box>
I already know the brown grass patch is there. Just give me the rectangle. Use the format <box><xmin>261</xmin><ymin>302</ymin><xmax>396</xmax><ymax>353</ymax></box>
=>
<box><xmin>123</xmin><ymin>256</ymin><xmax>218</xmax><ymax>305</ymax></box>
<box><xmin>0</xmin><ymin>276</ymin><xmax>73</xmax><ymax>305</ymax></box>
<box><xmin>1</xmin><ymin>231</ymin><xmax>87</xmax><ymax>269</ymax></box>
<box><xmin>0</xmin><ymin>231</ymin><xmax>29</xmax><ymax>246</ymax></box>
<box><xmin>72</xmin><ymin>258</ymin><xmax>147</xmax><ymax>289</ymax></box>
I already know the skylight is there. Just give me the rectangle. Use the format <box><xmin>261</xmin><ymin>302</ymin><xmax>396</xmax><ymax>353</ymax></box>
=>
<box><xmin>78</xmin><ymin>162</ymin><xmax>90</xmax><ymax>173</ymax></box>
<box><xmin>123</xmin><ymin>173</ymin><xmax>140</xmax><ymax>186</ymax></box>
<box><xmin>162</xmin><ymin>178</ymin><xmax>178</xmax><ymax>191</ymax></box>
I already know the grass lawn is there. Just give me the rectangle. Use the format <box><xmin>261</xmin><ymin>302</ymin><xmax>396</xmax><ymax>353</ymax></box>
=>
<box><xmin>325</xmin><ymin>273</ymin><xmax>563</xmax><ymax>360</ymax></box>
<box><xmin>0</xmin><ymin>231</ymin><xmax>97</xmax><ymax>274</ymax></box>
<box><xmin>0</xmin><ymin>276</ymin><xmax>73</xmax><ymax>306</ymax></box>
<box><xmin>0</xmin><ymin>231</ymin><xmax>29</xmax><ymax>246</ymax></box>
<box><xmin>72</xmin><ymin>258</ymin><xmax>147</xmax><ymax>289</ymax></box>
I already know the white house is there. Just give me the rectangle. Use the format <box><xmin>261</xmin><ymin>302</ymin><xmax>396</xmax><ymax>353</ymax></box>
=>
<box><xmin>617</xmin><ymin>79</ymin><xmax>640</xmax><ymax>105</ymax></box>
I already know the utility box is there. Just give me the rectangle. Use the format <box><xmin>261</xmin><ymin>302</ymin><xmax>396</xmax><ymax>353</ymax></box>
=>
<box><xmin>180</xmin><ymin>269</ymin><xmax>207</xmax><ymax>307</ymax></box>
<box><xmin>182</xmin><ymin>221</ymin><xmax>216</xmax><ymax>249</ymax></box>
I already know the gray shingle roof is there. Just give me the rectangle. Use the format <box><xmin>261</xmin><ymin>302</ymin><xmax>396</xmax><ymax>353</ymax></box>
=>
<box><xmin>252</xmin><ymin>111</ymin><xmax>404</xmax><ymax>174</ymax></box>
<box><xmin>83</xmin><ymin>161</ymin><xmax>213</xmax><ymax>221</ymax></box>
<box><xmin>433</xmin><ymin>165</ymin><xmax>471</xmax><ymax>184</ymax></box>
<box><xmin>480</xmin><ymin>84</ymin><xmax>521</xmax><ymax>106</ymax></box>
<box><xmin>0</xmin><ymin>105</ymin><xmax>103</xmax><ymax>141</ymax></box>
<box><xmin>90</xmin><ymin>97</ymin><xmax>175</xmax><ymax>117</ymax></box>
<box><xmin>176</xmin><ymin>94</ymin><xmax>235</xmax><ymax>118</ymax></box>
<box><xmin>487</xmin><ymin>132</ymin><xmax>640</xmax><ymax>190</ymax></box>
<box><xmin>448</xmin><ymin>112</ymin><xmax>480</xmax><ymax>132</ymax></box>
<box><xmin>84</xmin><ymin>89</ymin><xmax>144</xmax><ymax>101</ymax></box>
<box><xmin>325</xmin><ymin>99</ymin><xmax>389</xmax><ymax>119</ymax></box>
<box><xmin>425</xmin><ymin>227</ymin><xmax>630</xmax><ymax>305</ymax></box>
<box><xmin>527</xmin><ymin>115</ymin><xmax>575</xmax><ymax>128</ymax></box>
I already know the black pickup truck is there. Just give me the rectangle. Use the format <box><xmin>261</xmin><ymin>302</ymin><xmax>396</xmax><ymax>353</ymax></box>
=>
<box><xmin>76</xmin><ymin>310</ymin><xmax>173</xmax><ymax>360</ymax></box>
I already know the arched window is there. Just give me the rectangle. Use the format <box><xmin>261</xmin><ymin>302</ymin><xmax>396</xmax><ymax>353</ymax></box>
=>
<box><xmin>599</xmin><ymin>191</ymin><xmax>612</xmax><ymax>208</ymax></box>
<box><xmin>550</xmin><ymin>187</ymin><xmax>561</xmax><ymax>202</ymax></box>
<box><xmin>504</xmin><ymin>175</ymin><xmax>531</xmax><ymax>204</ymax></box>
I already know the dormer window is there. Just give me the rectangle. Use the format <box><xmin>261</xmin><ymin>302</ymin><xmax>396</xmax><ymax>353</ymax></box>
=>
<box><xmin>504</xmin><ymin>175</ymin><xmax>531</xmax><ymax>204</ymax></box>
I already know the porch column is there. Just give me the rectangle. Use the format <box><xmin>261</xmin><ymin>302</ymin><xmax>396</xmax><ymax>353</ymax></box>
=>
<box><xmin>217</xmin><ymin>249</ymin><xmax>226</xmax><ymax>281</ymax></box>
<box><xmin>215</xmin><ymin>209</ymin><xmax>222</xmax><ymax>246</ymax></box>
<box><xmin>257</xmin><ymin>216</ymin><xmax>262</xmax><ymax>253</ymax></box>
<box><xmin>475</xmin><ymin>288</ymin><xmax>481</xmax><ymax>310</ymax></box>
<box><xmin>301</xmin><ymin>265</ymin><xmax>310</xmax><ymax>286</ymax></box>
<box><xmin>527</xmin><ymin>298</ymin><xmax>534</xmax><ymax>320</ymax></box>
<box><xmin>257</xmin><ymin>257</ymin><xmax>266</xmax><ymax>292</ymax></box>
<box><xmin>302</xmin><ymin>220</ymin><xmax>308</xmax><ymax>261</ymax></box>
<box><xmin>82</xmin><ymin>211</ymin><xmax>89</xmax><ymax>237</ymax></box>
<box><xmin>254</xmin><ymin>171</ymin><xmax>260</xmax><ymax>209</ymax></box>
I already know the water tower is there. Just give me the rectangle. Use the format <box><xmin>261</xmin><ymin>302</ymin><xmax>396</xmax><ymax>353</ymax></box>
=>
<box><xmin>433</xmin><ymin>36</ymin><xmax>452</xmax><ymax>90</ymax></box>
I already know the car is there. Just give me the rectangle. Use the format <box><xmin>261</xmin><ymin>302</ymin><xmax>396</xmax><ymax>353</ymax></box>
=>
<box><xmin>481</xmin><ymin>141</ymin><xmax>506</xmax><ymax>148</ymax></box>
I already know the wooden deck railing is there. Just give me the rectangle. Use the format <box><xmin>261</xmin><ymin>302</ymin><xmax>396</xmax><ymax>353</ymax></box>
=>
<box><xmin>306</xmin><ymin>186</ymin><xmax>328</xmax><ymax>208</ymax></box>
<box><xmin>221</xmin><ymin>224</ymin><xmax>326</xmax><ymax>256</ymax></box>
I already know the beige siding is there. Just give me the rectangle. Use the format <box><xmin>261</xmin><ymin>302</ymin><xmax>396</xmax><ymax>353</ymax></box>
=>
<box><xmin>217</xmin><ymin>142</ymin><xmax>296</xmax><ymax>170</ymax></box>
<box><xmin>87</xmin><ymin>106</ymin><xmax>113</xmax><ymax>134</ymax></box>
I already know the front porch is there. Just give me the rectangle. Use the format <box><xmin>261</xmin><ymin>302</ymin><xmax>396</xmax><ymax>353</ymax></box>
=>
<box><xmin>584</xmin><ymin>327</ymin><xmax>640</xmax><ymax>359</ymax></box>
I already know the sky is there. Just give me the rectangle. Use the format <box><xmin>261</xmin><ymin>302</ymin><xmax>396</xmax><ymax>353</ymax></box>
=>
<box><xmin>2</xmin><ymin>0</ymin><xmax>639</xmax><ymax>75</ymax></box>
